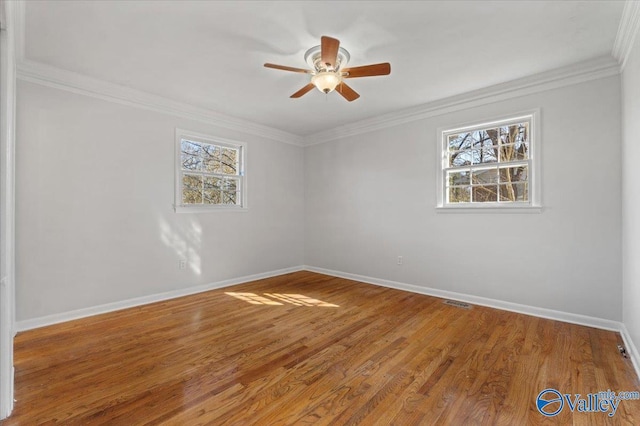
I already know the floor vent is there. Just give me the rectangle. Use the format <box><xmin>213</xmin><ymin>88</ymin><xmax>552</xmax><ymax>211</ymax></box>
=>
<box><xmin>443</xmin><ymin>300</ymin><xmax>472</xmax><ymax>309</ymax></box>
<box><xmin>618</xmin><ymin>344</ymin><xmax>628</xmax><ymax>358</ymax></box>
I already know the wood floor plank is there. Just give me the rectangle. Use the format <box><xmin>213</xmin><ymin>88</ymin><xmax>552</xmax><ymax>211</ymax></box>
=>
<box><xmin>3</xmin><ymin>271</ymin><xmax>640</xmax><ymax>425</ymax></box>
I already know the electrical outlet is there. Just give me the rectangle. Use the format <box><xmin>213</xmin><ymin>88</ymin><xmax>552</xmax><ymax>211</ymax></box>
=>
<box><xmin>397</xmin><ymin>256</ymin><xmax>403</xmax><ymax>265</ymax></box>
<box><xmin>179</xmin><ymin>260</ymin><xmax>187</xmax><ymax>270</ymax></box>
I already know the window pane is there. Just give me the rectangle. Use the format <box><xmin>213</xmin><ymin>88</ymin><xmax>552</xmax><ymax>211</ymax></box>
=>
<box><xmin>470</xmin><ymin>130</ymin><xmax>484</xmax><ymax>149</ymax></box>
<box><xmin>204</xmin><ymin>176</ymin><xmax>221</xmax><ymax>204</ymax></box>
<box><xmin>448</xmin><ymin>133</ymin><xmax>473</xmax><ymax>152</ymax></box>
<box><xmin>182</xmin><ymin>174</ymin><xmax>203</xmax><ymax>204</ymax></box>
<box><xmin>500</xmin><ymin>123</ymin><xmax>528</xmax><ymax>144</ymax></box>
<box><xmin>499</xmin><ymin>126</ymin><xmax>511</xmax><ymax>143</ymax></box>
<box><xmin>472</xmin><ymin>168</ymin><xmax>498</xmax><ymax>184</ymax></box>
<box><xmin>476</xmin><ymin>130</ymin><xmax>496</xmax><ymax>150</ymax></box>
<box><xmin>204</xmin><ymin>176</ymin><xmax>221</xmax><ymax>190</ymax></box>
<box><xmin>181</xmin><ymin>139</ymin><xmax>203</xmax><ymax>171</ymax></box>
<box><xmin>469</xmin><ymin>149</ymin><xmax>481</xmax><ymax>165</ymax></box>
<box><xmin>499</xmin><ymin>183</ymin><xmax>528</xmax><ymax>202</ymax></box>
<box><xmin>450</xmin><ymin>149</ymin><xmax>473</xmax><ymax>167</ymax></box>
<box><xmin>448</xmin><ymin>170</ymin><xmax>470</xmax><ymax>186</ymax></box>
<box><xmin>503</xmin><ymin>142</ymin><xmax>529</xmax><ymax>160</ymax></box>
<box><xmin>469</xmin><ymin>147</ymin><xmax>497</xmax><ymax>165</ymax></box>
<box><xmin>222</xmin><ymin>191</ymin><xmax>238</xmax><ymax>205</ymax></box>
<box><xmin>500</xmin><ymin>144</ymin><xmax>529</xmax><ymax>162</ymax></box>
<box><xmin>181</xmin><ymin>153</ymin><xmax>201</xmax><ymax>171</ymax></box>
<box><xmin>202</xmin><ymin>145</ymin><xmax>222</xmax><ymax>173</ymax></box>
<box><xmin>516</xmin><ymin>123</ymin><xmax>529</xmax><ymax>143</ymax></box>
<box><xmin>181</xmin><ymin>140</ymin><xmax>201</xmax><ymax>156</ymax></box>
<box><xmin>516</xmin><ymin>183</ymin><xmax>529</xmax><ymax>201</ymax></box>
<box><xmin>449</xmin><ymin>186</ymin><xmax>470</xmax><ymax>203</ymax></box>
<box><xmin>517</xmin><ymin>140</ymin><xmax>529</xmax><ymax>159</ymax></box>
<box><xmin>472</xmin><ymin>185</ymin><xmax>498</xmax><ymax>202</ymax></box>
<box><xmin>204</xmin><ymin>189</ymin><xmax>221</xmax><ymax>204</ymax></box>
<box><xmin>221</xmin><ymin>178</ymin><xmax>238</xmax><ymax>192</ymax></box>
<box><xmin>221</xmin><ymin>148</ymin><xmax>238</xmax><ymax>175</ymax></box>
<box><xmin>479</xmin><ymin>146</ymin><xmax>498</xmax><ymax>164</ymax></box>
<box><xmin>499</xmin><ymin>165</ymin><xmax>528</xmax><ymax>183</ymax></box>
<box><xmin>500</xmin><ymin>123</ymin><xmax>529</xmax><ymax>160</ymax></box>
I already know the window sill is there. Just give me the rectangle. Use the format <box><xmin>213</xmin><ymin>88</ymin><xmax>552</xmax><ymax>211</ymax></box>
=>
<box><xmin>174</xmin><ymin>204</ymin><xmax>248</xmax><ymax>214</ymax></box>
<box><xmin>436</xmin><ymin>205</ymin><xmax>543</xmax><ymax>214</ymax></box>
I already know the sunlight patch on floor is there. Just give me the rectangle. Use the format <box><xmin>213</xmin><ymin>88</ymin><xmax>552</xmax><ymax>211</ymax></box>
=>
<box><xmin>225</xmin><ymin>292</ymin><xmax>339</xmax><ymax>307</ymax></box>
<box><xmin>265</xmin><ymin>293</ymin><xmax>339</xmax><ymax>307</ymax></box>
<box><xmin>225</xmin><ymin>292</ymin><xmax>283</xmax><ymax>305</ymax></box>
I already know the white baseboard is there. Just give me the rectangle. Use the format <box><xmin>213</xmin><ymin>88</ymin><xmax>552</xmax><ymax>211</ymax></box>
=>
<box><xmin>619</xmin><ymin>324</ymin><xmax>640</xmax><ymax>381</ymax></box>
<box><xmin>303</xmin><ymin>265</ymin><xmax>622</xmax><ymax>332</ymax></box>
<box><xmin>15</xmin><ymin>266</ymin><xmax>305</xmax><ymax>332</ymax></box>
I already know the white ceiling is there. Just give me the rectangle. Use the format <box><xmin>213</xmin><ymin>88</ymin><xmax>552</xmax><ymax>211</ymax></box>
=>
<box><xmin>22</xmin><ymin>1</ymin><xmax>625</xmax><ymax>137</ymax></box>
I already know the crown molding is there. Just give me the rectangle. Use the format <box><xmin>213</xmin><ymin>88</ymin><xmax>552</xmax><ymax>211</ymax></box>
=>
<box><xmin>13</xmin><ymin>0</ymin><xmax>302</xmax><ymax>146</ymax></box>
<box><xmin>613</xmin><ymin>0</ymin><xmax>640</xmax><ymax>70</ymax></box>
<box><xmin>19</xmin><ymin>54</ymin><xmax>621</xmax><ymax>149</ymax></box>
<box><xmin>16</xmin><ymin>59</ymin><xmax>305</xmax><ymax>147</ymax></box>
<box><xmin>303</xmin><ymin>55</ymin><xmax>620</xmax><ymax>145</ymax></box>
<box><xmin>13</xmin><ymin>0</ymin><xmax>622</xmax><ymax>148</ymax></box>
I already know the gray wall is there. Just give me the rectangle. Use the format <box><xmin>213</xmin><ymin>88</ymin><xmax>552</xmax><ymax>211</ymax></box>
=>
<box><xmin>622</xmin><ymin>28</ymin><xmax>640</xmax><ymax>360</ymax></box>
<box><xmin>16</xmin><ymin>81</ymin><xmax>305</xmax><ymax>321</ymax></box>
<box><xmin>15</xmin><ymin>73</ymin><xmax>626</xmax><ymax>326</ymax></box>
<box><xmin>305</xmin><ymin>76</ymin><xmax>622</xmax><ymax>321</ymax></box>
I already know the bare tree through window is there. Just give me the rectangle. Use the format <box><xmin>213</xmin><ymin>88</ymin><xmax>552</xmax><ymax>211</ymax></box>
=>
<box><xmin>444</xmin><ymin>119</ymin><xmax>531</xmax><ymax>205</ymax></box>
<box><xmin>178</xmin><ymin>137</ymin><xmax>243</xmax><ymax>207</ymax></box>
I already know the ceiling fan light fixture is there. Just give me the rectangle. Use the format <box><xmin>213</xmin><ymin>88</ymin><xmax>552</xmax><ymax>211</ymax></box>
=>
<box><xmin>265</xmin><ymin>36</ymin><xmax>390</xmax><ymax>101</ymax></box>
<box><xmin>311</xmin><ymin>71</ymin><xmax>341</xmax><ymax>93</ymax></box>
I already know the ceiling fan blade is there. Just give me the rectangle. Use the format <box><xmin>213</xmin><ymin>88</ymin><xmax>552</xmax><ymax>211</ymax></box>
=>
<box><xmin>336</xmin><ymin>82</ymin><xmax>360</xmax><ymax>102</ymax></box>
<box><xmin>342</xmin><ymin>63</ymin><xmax>391</xmax><ymax>78</ymax></box>
<box><xmin>321</xmin><ymin>36</ymin><xmax>340</xmax><ymax>69</ymax></box>
<box><xmin>290</xmin><ymin>83</ymin><xmax>316</xmax><ymax>98</ymax></box>
<box><xmin>264</xmin><ymin>63</ymin><xmax>312</xmax><ymax>74</ymax></box>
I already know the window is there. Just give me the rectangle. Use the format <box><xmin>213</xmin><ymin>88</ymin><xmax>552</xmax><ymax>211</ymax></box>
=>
<box><xmin>437</xmin><ymin>112</ymin><xmax>540</xmax><ymax>211</ymax></box>
<box><xmin>175</xmin><ymin>129</ymin><xmax>246</xmax><ymax>212</ymax></box>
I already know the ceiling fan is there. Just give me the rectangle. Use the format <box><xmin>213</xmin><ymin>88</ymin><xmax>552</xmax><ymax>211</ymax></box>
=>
<box><xmin>264</xmin><ymin>36</ymin><xmax>391</xmax><ymax>102</ymax></box>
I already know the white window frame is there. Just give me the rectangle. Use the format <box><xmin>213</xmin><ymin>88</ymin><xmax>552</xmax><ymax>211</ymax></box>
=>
<box><xmin>436</xmin><ymin>110</ymin><xmax>541</xmax><ymax>213</ymax></box>
<box><xmin>174</xmin><ymin>129</ymin><xmax>247</xmax><ymax>213</ymax></box>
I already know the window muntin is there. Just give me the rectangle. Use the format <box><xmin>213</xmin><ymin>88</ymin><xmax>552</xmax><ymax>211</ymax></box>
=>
<box><xmin>176</xmin><ymin>131</ymin><xmax>245</xmax><ymax>210</ymax></box>
<box><xmin>441</xmin><ymin>116</ymin><xmax>534</xmax><ymax>207</ymax></box>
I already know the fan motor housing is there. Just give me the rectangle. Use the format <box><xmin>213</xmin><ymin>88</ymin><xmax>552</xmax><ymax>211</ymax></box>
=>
<box><xmin>304</xmin><ymin>45</ymin><xmax>350</xmax><ymax>72</ymax></box>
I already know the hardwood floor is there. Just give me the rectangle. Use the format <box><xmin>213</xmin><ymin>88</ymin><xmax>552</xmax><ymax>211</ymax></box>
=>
<box><xmin>4</xmin><ymin>271</ymin><xmax>640</xmax><ymax>425</ymax></box>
